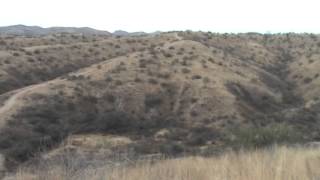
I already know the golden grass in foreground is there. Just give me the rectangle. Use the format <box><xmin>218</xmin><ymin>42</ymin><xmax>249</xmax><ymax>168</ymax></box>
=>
<box><xmin>10</xmin><ymin>146</ymin><xmax>320</xmax><ymax>180</ymax></box>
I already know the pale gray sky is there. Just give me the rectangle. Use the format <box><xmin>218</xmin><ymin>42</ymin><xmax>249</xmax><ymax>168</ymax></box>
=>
<box><xmin>1</xmin><ymin>0</ymin><xmax>320</xmax><ymax>33</ymax></box>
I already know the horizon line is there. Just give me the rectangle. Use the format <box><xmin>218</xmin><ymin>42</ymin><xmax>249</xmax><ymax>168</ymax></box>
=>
<box><xmin>1</xmin><ymin>24</ymin><xmax>320</xmax><ymax>35</ymax></box>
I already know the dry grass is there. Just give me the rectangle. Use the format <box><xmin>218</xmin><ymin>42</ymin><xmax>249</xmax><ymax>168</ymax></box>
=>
<box><xmin>7</xmin><ymin>146</ymin><xmax>320</xmax><ymax>180</ymax></box>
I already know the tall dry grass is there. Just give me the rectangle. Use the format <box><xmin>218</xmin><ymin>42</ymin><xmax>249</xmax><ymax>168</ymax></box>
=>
<box><xmin>7</xmin><ymin>146</ymin><xmax>320</xmax><ymax>180</ymax></box>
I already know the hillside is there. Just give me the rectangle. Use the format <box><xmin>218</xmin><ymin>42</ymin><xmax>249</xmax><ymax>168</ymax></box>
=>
<box><xmin>0</xmin><ymin>33</ymin><xmax>176</xmax><ymax>94</ymax></box>
<box><xmin>0</xmin><ymin>30</ymin><xmax>319</xmax><ymax>174</ymax></box>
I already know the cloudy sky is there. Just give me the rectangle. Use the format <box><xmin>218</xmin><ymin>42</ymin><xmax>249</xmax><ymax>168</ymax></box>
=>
<box><xmin>1</xmin><ymin>0</ymin><xmax>319</xmax><ymax>33</ymax></box>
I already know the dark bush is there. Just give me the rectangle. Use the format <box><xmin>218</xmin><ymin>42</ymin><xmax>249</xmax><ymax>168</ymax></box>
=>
<box><xmin>191</xmin><ymin>75</ymin><xmax>202</xmax><ymax>80</ymax></box>
<box><xmin>134</xmin><ymin>77</ymin><xmax>142</xmax><ymax>82</ymax></box>
<box><xmin>105</xmin><ymin>94</ymin><xmax>116</xmax><ymax>103</ymax></box>
<box><xmin>181</xmin><ymin>68</ymin><xmax>191</xmax><ymax>74</ymax></box>
<box><xmin>0</xmin><ymin>95</ymin><xmax>134</xmax><ymax>166</ymax></box>
<box><xmin>148</xmin><ymin>78</ymin><xmax>158</xmax><ymax>84</ymax></box>
<box><xmin>303</xmin><ymin>77</ymin><xmax>313</xmax><ymax>84</ymax></box>
<box><xmin>33</xmin><ymin>49</ymin><xmax>41</xmax><ymax>54</ymax></box>
<box><xmin>229</xmin><ymin>124</ymin><xmax>302</xmax><ymax>148</ymax></box>
<box><xmin>12</xmin><ymin>52</ymin><xmax>20</xmax><ymax>56</ymax></box>
<box><xmin>160</xmin><ymin>142</ymin><xmax>184</xmax><ymax>155</ymax></box>
<box><xmin>145</xmin><ymin>93</ymin><xmax>163</xmax><ymax>108</ymax></box>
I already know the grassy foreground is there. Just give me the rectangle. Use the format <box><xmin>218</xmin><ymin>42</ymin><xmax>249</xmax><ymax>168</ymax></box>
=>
<box><xmin>8</xmin><ymin>146</ymin><xmax>320</xmax><ymax>180</ymax></box>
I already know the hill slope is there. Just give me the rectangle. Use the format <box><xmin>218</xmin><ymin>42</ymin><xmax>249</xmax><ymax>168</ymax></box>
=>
<box><xmin>0</xmin><ymin>31</ymin><xmax>319</xmax><ymax>170</ymax></box>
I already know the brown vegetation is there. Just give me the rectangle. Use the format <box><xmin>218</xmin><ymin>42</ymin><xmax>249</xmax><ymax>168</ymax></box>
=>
<box><xmin>0</xmin><ymin>31</ymin><xmax>320</xmax><ymax>176</ymax></box>
<box><xmin>6</xmin><ymin>146</ymin><xmax>320</xmax><ymax>180</ymax></box>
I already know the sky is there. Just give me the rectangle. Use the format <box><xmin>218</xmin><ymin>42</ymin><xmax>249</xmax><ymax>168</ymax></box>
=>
<box><xmin>1</xmin><ymin>0</ymin><xmax>320</xmax><ymax>33</ymax></box>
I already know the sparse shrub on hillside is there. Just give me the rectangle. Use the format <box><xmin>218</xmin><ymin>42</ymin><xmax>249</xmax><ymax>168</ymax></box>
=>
<box><xmin>114</xmin><ymin>80</ymin><xmax>123</xmax><ymax>86</ymax></box>
<box><xmin>0</xmin><ymin>40</ymin><xmax>6</xmax><ymax>46</ymax></box>
<box><xmin>94</xmin><ymin>51</ymin><xmax>100</xmax><ymax>56</ymax></box>
<box><xmin>190</xmin><ymin>110</ymin><xmax>198</xmax><ymax>117</ymax></box>
<box><xmin>148</xmin><ymin>78</ymin><xmax>158</xmax><ymax>85</ymax></box>
<box><xmin>303</xmin><ymin>77</ymin><xmax>313</xmax><ymax>84</ymax></box>
<box><xmin>105</xmin><ymin>76</ymin><xmax>113</xmax><ymax>82</ymax></box>
<box><xmin>25</xmin><ymin>51</ymin><xmax>32</xmax><ymax>56</ymax></box>
<box><xmin>186</xmin><ymin>127</ymin><xmax>220</xmax><ymax>146</ymax></box>
<box><xmin>134</xmin><ymin>77</ymin><xmax>142</xmax><ymax>83</ymax></box>
<box><xmin>229</xmin><ymin>124</ymin><xmax>302</xmax><ymax>148</ymax></box>
<box><xmin>4</xmin><ymin>59</ymin><xmax>10</xmax><ymax>64</ymax></box>
<box><xmin>177</xmin><ymin>51</ymin><xmax>183</xmax><ymax>55</ymax></box>
<box><xmin>111</xmin><ymin>64</ymin><xmax>127</xmax><ymax>74</ymax></box>
<box><xmin>309</xmin><ymin>34</ymin><xmax>318</xmax><ymax>41</ymax></box>
<box><xmin>83</xmin><ymin>53</ymin><xmax>90</xmax><ymax>58</ymax></box>
<box><xmin>181</xmin><ymin>59</ymin><xmax>188</xmax><ymax>66</ymax></box>
<box><xmin>139</xmin><ymin>47</ymin><xmax>146</xmax><ymax>51</ymax></box>
<box><xmin>208</xmin><ymin>57</ymin><xmax>214</xmax><ymax>63</ymax></box>
<box><xmin>164</xmin><ymin>53</ymin><xmax>173</xmax><ymax>58</ymax></box>
<box><xmin>12</xmin><ymin>52</ymin><xmax>20</xmax><ymax>56</ymax></box>
<box><xmin>191</xmin><ymin>75</ymin><xmax>202</xmax><ymax>80</ymax></box>
<box><xmin>203</xmin><ymin>77</ymin><xmax>210</xmax><ymax>84</ymax></box>
<box><xmin>33</xmin><ymin>49</ymin><xmax>41</xmax><ymax>54</ymax></box>
<box><xmin>308</xmin><ymin>59</ymin><xmax>314</xmax><ymax>64</ymax></box>
<box><xmin>144</xmin><ymin>93</ymin><xmax>163</xmax><ymax>109</ymax></box>
<box><xmin>181</xmin><ymin>68</ymin><xmax>191</xmax><ymax>74</ymax></box>
<box><xmin>157</xmin><ymin>72</ymin><xmax>171</xmax><ymax>79</ymax></box>
<box><xmin>159</xmin><ymin>142</ymin><xmax>184</xmax><ymax>155</ymax></box>
<box><xmin>139</xmin><ymin>59</ymin><xmax>147</xmax><ymax>68</ymax></box>
<box><xmin>27</xmin><ymin>58</ymin><xmax>35</xmax><ymax>63</ymax></box>
<box><xmin>104</xmin><ymin>94</ymin><xmax>116</xmax><ymax>103</ymax></box>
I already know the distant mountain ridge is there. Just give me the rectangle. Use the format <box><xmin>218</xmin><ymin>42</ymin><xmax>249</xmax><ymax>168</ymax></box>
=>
<box><xmin>0</xmin><ymin>25</ymin><xmax>111</xmax><ymax>36</ymax></box>
<box><xmin>113</xmin><ymin>30</ymin><xmax>148</xmax><ymax>37</ymax></box>
<box><xmin>0</xmin><ymin>25</ymin><xmax>155</xmax><ymax>37</ymax></box>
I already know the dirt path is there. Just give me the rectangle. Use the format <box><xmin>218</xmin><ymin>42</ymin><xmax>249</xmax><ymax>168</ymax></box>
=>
<box><xmin>173</xmin><ymin>33</ymin><xmax>183</xmax><ymax>41</ymax></box>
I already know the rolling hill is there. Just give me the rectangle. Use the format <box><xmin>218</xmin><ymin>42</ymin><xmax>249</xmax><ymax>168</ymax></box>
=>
<box><xmin>0</xmin><ymin>28</ymin><xmax>319</xmax><ymax>174</ymax></box>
